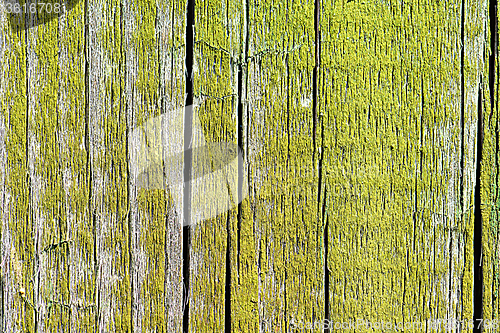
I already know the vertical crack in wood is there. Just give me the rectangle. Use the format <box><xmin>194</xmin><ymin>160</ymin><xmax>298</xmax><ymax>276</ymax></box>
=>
<box><xmin>314</xmin><ymin>0</ymin><xmax>320</xmax><ymax>215</ymax></box>
<box><xmin>494</xmin><ymin>41</ymin><xmax>500</xmax><ymax>333</ymax></box>
<box><xmin>313</xmin><ymin>0</ymin><xmax>327</xmax><ymax>329</ymax></box>
<box><xmin>472</xmin><ymin>0</ymin><xmax>489</xmax><ymax>327</ymax></box>
<box><xmin>228</xmin><ymin>0</ymin><xmax>248</xmax><ymax>326</ymax></box>
<box><xmin>284</xmin><ymin>35</ymin><xmax>290</xmax><ymax>333</ymax></box>
<box><xmin>23</xmin><ymin>12</ymin><xmax>37</xmax><ymax>331</ymax></box>
<box><xmin>224</xmin><ymin>212</ymin><xmax>231</xmax><ymax>332</ymax></box>
<box><xmin>121</xmin><ymin>0</ymin><xmax>134</xmax><ymax>329</ymax></box>
<box><xmin>161</xmin><ymin>3</ymin><xmax>169</xmax><ymax>328</ymax></box>
<box><xmin>474</xmin><ymin>80</ymin><xmax>484</xmax><ymax>333</ymax></box>
<box><xmin>236</xmin><ymin>0</ymin><xmax>248</xmax><ymax>290</ymax></box>
<box><xmin>283</xmin><ymin>29</ymin><xmax>291</xmax><ymax>331</ymax></box>
<box><xmin>312</xmin><ymin>0</ymin><xmax>319</xmax><ymax>157</ymax></box>
<box><xmin>0</xmin><ymin>201</ymin><xmax>3</xmax><ymax>333</ymax></box>
<box><xmin>460</xmin><ymin>0</ymin><xmax>466</xmax><ymax>222</ymax></box>
<box><xmin>322</xmin><ymin>188</ymin><xmax>329</xmax><ymax>333</ymax></box>
<box><xmin>183</xmin><ymin>0</ymin><xmax>195</xmax><ymax>329</ymax></box>
<box><xmin>232</xmin><ymin>58</ymin><xmax>241</xmax><ymax>325</ymax></box>
<box><xmin>83</xmin><ymin>0</ymin><xmax>98</xmax><ymax>327</ymax></box>
<box><xmin>489</xmin><ymin>0</ymin><xmax>499</xmax><ymax>316</ymax></box>
<box><xmin>0</xmin><ymin>277</ymin><xmax>3</xmax><ymax>332</ymax></box>
<box><xmin>459</xmin><ymin>0</ymin><xmax>467</xmax><ymax>316</ymax></box>
<box><xmin>415</xmin><ymin>77</ymin><xmax>426</xmax><ymax>318</ymax></box>
<box><xmin>490</xmin><ymin>0</ymin><xmax>498</xmax><ymax>125</ymax></box>
<box><xmin>414</xmin><ymin>77</ymin><xmax>423</xmax><ymax>255</ymax></box>
<box><xmin>0</xmin><ymin>32</ymin><xmax>4</xmax><ymax>325</ymax></box>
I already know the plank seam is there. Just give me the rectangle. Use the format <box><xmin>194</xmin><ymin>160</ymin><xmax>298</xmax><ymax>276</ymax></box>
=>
<box><xmin>183</xmin><ymin>0</ymin><xmax>195</xmax><ymax>329</ymax></box>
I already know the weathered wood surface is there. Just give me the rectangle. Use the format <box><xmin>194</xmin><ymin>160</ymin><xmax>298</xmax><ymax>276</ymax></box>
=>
<box><xmin>0</xmin><ymin>0</ymin><xmax>499</xmax><ymax>332</ymax></box>
<box><xmin>320</xmin><ymin>0</ymin><xmax>484</xmax><ymax>324</ymax></box>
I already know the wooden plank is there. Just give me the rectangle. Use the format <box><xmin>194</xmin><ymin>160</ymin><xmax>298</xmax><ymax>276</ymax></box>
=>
<box><xmin>58</xmin><ymin>1</ymin><xmax>94</xmax><ymax>329</ymax></box>
<box><xmin>0</xmin><ymin>7</ymin><xmax>32</xmax><ymax>332</ymax></box>
<box><xmin>25</xmin><ymin>4</ymin><xmax>70</xmax><ymax>331</ymax></box>
<box><xmin>86</xmin><ymin>0</ymin><xmax>131</xmax><ymax>329</ymax></box>
<box><xmin>189</xmin><ymin>0</ymin><xmax>241</xmax><ymax>331</ymax></box>
<box><xmin>230</xmin><ymin>0</ymin><xmax>260</xmax><ymax>331</ymax></box>
<box><xmin>123</xmin><ymin>0</ymin><xmax>185</xmax><ymax>330</ymax></box>
<box><xmin>242</xmin><ymin>0</ymin><xmax>322</xmax><ymax>331</ymax></box>
<box><xmin>11</xmin><ymin>0</ymin><xmax>92</xmax><ymax>331</ymax></box>
<box><xmin>0</xmin><ymin>0</ymin><xmax>188</xmax><ymax>330</ymax></box>
<box><xmin>319</xmin><ymin>0</ymin><xmax>484</xmax><ymax>327</ymax></box>
<box><xmin>156</xmin><ymin>0</ymin><xmax>186</xmax><ymax>330</ymax></box>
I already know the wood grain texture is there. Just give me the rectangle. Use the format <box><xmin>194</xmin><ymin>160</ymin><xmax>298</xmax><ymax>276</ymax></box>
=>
<box><xmin>155</xmin><ymin>0</ymin><xmax>186</xmax><ymax>330</ymax></box>
<box><xmin>26</xmin><ymin>4</ymin><xmax>70</xmax><ymax>330</ymax></box>
<box><xmin>124</xmin><ymin>0</ymin><xmax>185</xmax><ymax>329</ymax></box>
<box><xmin>57</xmin><ymin>0</ymin><xmax>94</xmax><ymax>329</ymax></box>
<box><xmin>1</xmin><ymin>0</ymin><xmax>499</xmax><ymax>331</ymax></box>
<box><xmin>319</xmin><ymin>0</ymin><xmax>485</xmax><ymax>328</ymax></box>
<box><xmin>189</xmin><ymin>0</ymin><xmax>240</xmax><ymax>331</ymax></box>
<box><xmin>1</xmin><ymin>5</ymin><xmax>32</xmax><ymax>332</ymax></box>
<box><xmin>243</xmin><ymin>0</ymin><xmax>323</xmax><ymax>331</ymax></box>
<box><xmin>88</xmin><ymin>0</ymin><xmax>130</xmax><ymax>327</ymax></box>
